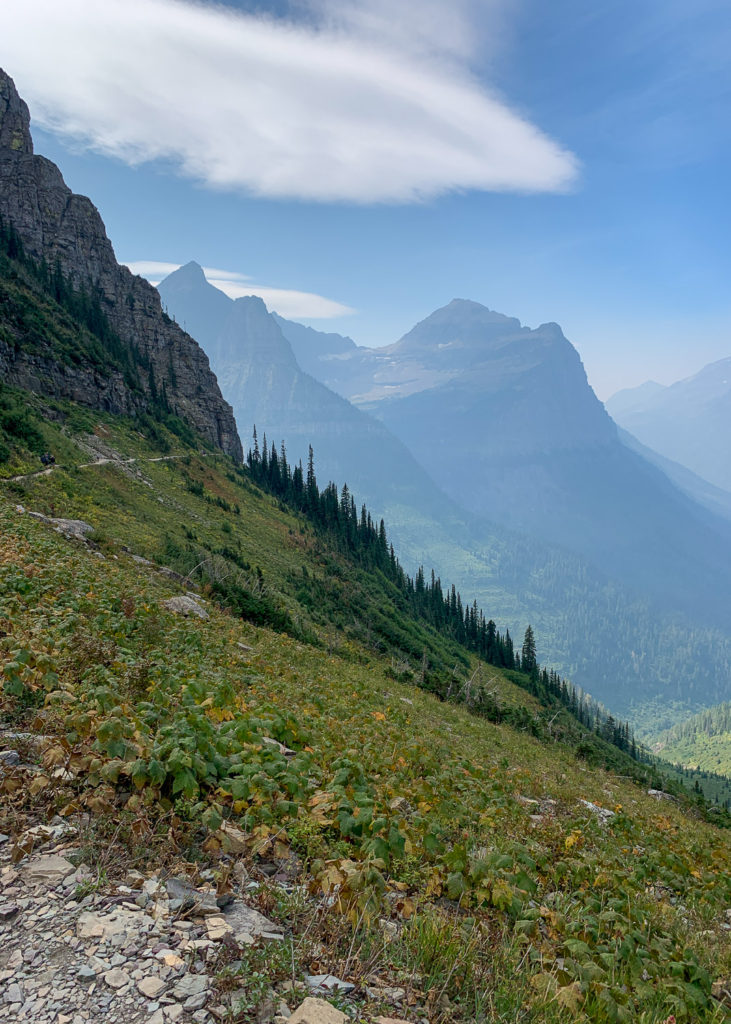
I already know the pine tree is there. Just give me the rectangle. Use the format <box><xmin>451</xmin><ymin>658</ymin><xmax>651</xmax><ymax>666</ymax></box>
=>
<box><xmin>521</xmin><ymin>625</ymin><xmax>537</xmax><ymax>674</ymax></box>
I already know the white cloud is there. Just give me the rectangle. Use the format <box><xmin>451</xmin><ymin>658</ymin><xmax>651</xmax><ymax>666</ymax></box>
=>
<box><xmin>123</xmin><ymin>259</ymin><xmax>355</xmax><ymax>319</ymax></box>
<box><xmin>2</xmin><ymin>0</ymin><xmax>577</xmax><ymax>202</ymax></box>
<box><xmin>123</xmin><ymin>261</ymin><xmax>182</xmax><ymax>281</ymax></box>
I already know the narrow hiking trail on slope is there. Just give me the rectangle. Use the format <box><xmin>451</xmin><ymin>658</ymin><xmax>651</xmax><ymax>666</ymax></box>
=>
<box><xmin>4</xmin><ymin>454</ymin><xmax>206</xmax><ymax>486</ymax></box>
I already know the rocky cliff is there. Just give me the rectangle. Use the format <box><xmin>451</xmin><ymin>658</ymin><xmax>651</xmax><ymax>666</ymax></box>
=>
<box><xmin>0</xmin><ymin>69</ymin><xmax>242</xmax><ymax>461</ymax></box>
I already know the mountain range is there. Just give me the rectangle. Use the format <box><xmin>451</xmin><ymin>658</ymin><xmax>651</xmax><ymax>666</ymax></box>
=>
<box><xmin>159</xmin><ymin>265</ymin><xmax>731</xmax><ymax>723</ymax></box>
<box><xmin>1</xmin><ymin>60</ymin><xmax>729</xmax><ymax>730</ymax></box>
<box><xmin>274</xmin><ymin>301</ymin><xmax>731</xmax><ymax>621</ymax></box>
<box><xmin>607</xmin><ymin>358</ymin><xmax>731</xmax><ymax>493</ymax></box>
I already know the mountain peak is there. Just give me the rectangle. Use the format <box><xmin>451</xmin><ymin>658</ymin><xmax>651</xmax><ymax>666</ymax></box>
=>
<box><xmin>179</xmin><ymin>259</ymin><xmax>206</xmax><ymax>279</ymax></box>
<box><xmin>441</xmin><ymin>297</ymin><xmax>520</xmax><ymax>323</ymax></box>
<box><xmin>233</xmin><ymin>294</ymin><xmax>269</xmax><ymax>313</ymax></box>
<box><xmin>159</xmin><ymin>261</ymin><xmax>208</xmax><ymax>287</ymax></box>
<box><xmin>0</xmin><ymin>68</ymin><xmax>33</xmax><ymax>157</ymax></box>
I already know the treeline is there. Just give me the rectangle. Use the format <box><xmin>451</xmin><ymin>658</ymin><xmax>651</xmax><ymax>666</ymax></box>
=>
<box><xmin>247</xmin><ymin>430</ymin><xmax>638</xmax><ymax>759</ymax></box>
<box><xmin>660</xmin><ymin>702</ymin><xmax>731</xmax><ymax>745</ymax></box>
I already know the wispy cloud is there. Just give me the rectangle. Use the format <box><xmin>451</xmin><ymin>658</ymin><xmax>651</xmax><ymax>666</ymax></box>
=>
<box><xmin>2</xmin><ymin>0</ymin><xmax>577</xmax><ymax>202</ymax></box>
<box><xmin>124</xmin><ymin>260</ymin><xmax>355</xmax><ymax>319</ymax></box>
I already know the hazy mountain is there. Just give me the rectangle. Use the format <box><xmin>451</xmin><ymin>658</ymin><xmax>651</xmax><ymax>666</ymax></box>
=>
<box><xmin>607</xmin><ymin>358</ymin><xmax>731</xmax><ymax>492</ymax></box>
<box><xmin>271</xmin><ymin>314</ymin><xmax>357</xmax><ymax>379</ymax></box>
<box><xmin>157</xmin><ymin>264</ymin><xmax>480</xmax><ymax>534</ymax></box>
<box><xmin>282</xmin><ymin>299</ymin><xmax>731</xmax><ymax>626</ymax></box>
<box><xmin>157</xmin><ymin>272</ymin><xmax>731</xmax><ymax>720</ymax></box>
<box><xmin>617</xmin><ymin>427</ymin><xmax>731</xmax><ymax>523</ymax></box>
<box><xmin>605</xmin><ymin>380</ymin><xmax>666</xmax><ymax>419</ymax></box>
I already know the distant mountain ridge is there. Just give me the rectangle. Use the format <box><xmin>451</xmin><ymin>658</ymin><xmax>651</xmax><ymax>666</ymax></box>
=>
<box><xmin>159</xmin><ymin>267</ymin><xmax>731</xmax><ymax>720</ymax></box>
<box><xmin>0</xmin><ymin>69</ymin><xmax>241</xmax><ymax>461</ymax></box>
<box><xmin>158</xmin><ymin>263</ymin><xmax>476</xmax><ymax>526</ymax></box>
<box><xmin>279</xmin><ymin>300</ymin><xmax>731</xmax><ymax>626</ymax></box>
<box><xmin>607</xmin><ymin>358</ymin><xmax>731</xmax><ymax>492</ymax></box>
<box><xmin>616</xmin><ymin>427</ymin><xmax>731</xmax><ymax>523</ymax></box>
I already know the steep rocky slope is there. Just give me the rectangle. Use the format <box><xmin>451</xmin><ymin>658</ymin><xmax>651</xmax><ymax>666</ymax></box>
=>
<box><xmin>0</xmin><ymin>69</ymin><xmax>241</xmax><ymax>461</ymax></box>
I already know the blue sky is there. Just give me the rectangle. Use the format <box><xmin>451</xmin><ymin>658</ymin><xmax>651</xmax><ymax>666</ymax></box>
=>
<box><xmin>2</xmin><ymin>0</ymin><xmax>730</xmax><ymax>397</ymax></box>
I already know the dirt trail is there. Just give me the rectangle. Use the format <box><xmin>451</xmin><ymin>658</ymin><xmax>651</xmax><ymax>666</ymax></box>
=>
<box><xmin>4</xmin><ymin>454</ymin><xmax>202</xmax><ymax>485</ymax></box>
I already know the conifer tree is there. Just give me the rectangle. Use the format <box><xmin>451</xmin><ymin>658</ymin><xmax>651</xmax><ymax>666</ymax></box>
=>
<box><xmin>521</xmin><ymin>625</ymin><xmax>537</xmax><ymax>674</ymax></box>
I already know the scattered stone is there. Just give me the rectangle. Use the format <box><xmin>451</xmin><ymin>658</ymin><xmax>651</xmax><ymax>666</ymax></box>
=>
<box><xmin>165</xmin><ymin>877</ymin><xmax>219</xmax><ymax>914</ymax></box>
<box><xmin>163</xmin><ymin>595</ymin><xmax>209</xmax><ymax>620</ymax></box>
<box><xmin>366</xmin><ymin>985</ymin><xmax>405</xmax><ymax>1002</ymax></box>
<box><xmin>262</xmin><ymin>736</ymin><xmax>296</xmax><ymax>757</ymax></box>
<box><xmin>579</xmin><ymin>799</ymin><xmax>616</xmax><ymax>825</ymax></box>
<box><xmin>25</xmin><ymin>511</ymin><xmax>94</xmax><ymax>540</ymax></box>
<box><xmin>0</xmin><ymin>750</ymin><xmax>20</xmax><ymax>766</ymax></box>
<box><xmin>0</xmin><ymin>903</ymin><xmax>19</xmax><ymax>920</ymax></box>
<box><xmin>215</xmin><ymin>820</ymin><xmax>249</xmax><ymax>855</ymax></box>
<box><xmin>388</xmin><ymin>797</ymin><xmax>412</xmax><ymax>817</ymax></box>
<box><xmin>4</xmin><ymin>982</ymin><xmax>23</xmax><ymax>1004</ymax></box>
<box><xmin>158</xmin><ymin>567</ymin><xmax>186</xmax><ymax>582</ymax></box>
<box><xmin>138</xmin><ymin>976</ymin><xmax>167</xmax><ymax>999</ymax></box>
<box><xmin>103</xmin><ymin>967</ymin><xmax>130</xmax><ymax>989</ymax></box>
<box><xmin>647</xmin><ymin>789</ymin><xmax>675</xmax><ymax>801</ymax></box>
<box><xmin>305</xmin><ymin>974</ymin><xmax>355</xmax><ymax>994</ymax></box>
<box><xmin>235</xmin><ymin>642</ymin><xmax>253</xmax><ymax>651</ymax></box>
<box><xmin>280</xmin><ymin>981</ymin><xmax>308</xmax><ymax>995</ymax></box>
<box><xmin>379</xmin><ymin>919</ymin><xmax>400</xmax><ymax>942</ymax></box>
<box><xmin>374</xmin><ymin>1018</ymin><xmax>411</xmax><ymax>1024</ymax></box>
<box><xmin>288</xmin><ymin>998</ymin><xmax>348</xmax><ymax>1024</ymax></box>
<box><xmin>172</xmin><ymin>974</ymin><xmax>208</xmax><ymax>999</ymax></box>
<box><xmin>224</xmin><ymin>901</ymin><xmax>282</xmax><ymax>941</ymax></box>
<box><xmin>23</xmin><ymin>854</ymin><xmax>76</xmax><ymax>885</ymax></box>
<box><xmin>205</xmin><ymin>916</ymin><xmax>234</xmax><ymax>941</ymax></box>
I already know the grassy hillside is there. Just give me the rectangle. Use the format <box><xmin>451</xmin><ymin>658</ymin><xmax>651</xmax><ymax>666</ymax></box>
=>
<box><xmin>652</xmin><ymin>703</ymin><xmax>731</xmax><ymax>784</ymax></box>
<box><xmin>2</xmin><ymin>404</ymin><xmax>730</xmax><ymax>1023</ymax></box>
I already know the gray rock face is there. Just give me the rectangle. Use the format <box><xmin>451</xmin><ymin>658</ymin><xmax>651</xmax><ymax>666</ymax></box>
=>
<box><xmin>0</xmin><ymin>68</ymin><xmax>242</xmax><ymax>463</ymax></box>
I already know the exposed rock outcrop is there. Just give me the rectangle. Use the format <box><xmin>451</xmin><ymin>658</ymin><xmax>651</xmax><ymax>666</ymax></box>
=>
<box><xmin>0</xmin><ymin>69</ymin><xmax>242</xmax><ymax>461</ymax></box>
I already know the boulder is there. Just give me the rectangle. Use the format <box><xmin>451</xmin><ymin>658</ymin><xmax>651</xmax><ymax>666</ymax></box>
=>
<box><xmin>163</xmin><ymin>596</ymin><xmax>209</xmax><ymax>620</ymax></box>
<box><xmin>288</xmin><ymin>998</ymin><xmax>348</xmax><ymax>1024</ymax></box>
<box><xmin>22</xmin><ymin>855</ymin><xmax>75</xmax><ymax>885</ymax></box>
<box><xmin>224</xmin><ymin>901</ymin><xmax>283</xmax><ymax>942</ymax></box>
